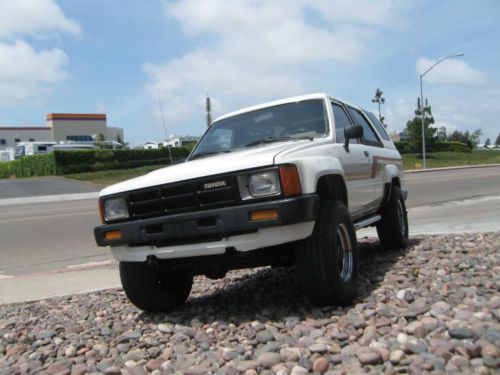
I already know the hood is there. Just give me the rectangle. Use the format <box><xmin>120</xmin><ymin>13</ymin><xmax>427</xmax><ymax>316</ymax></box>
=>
<box><xmin>100</xmin><ymin>141</ymin><xmax>306</xmax><ymax>197</ymax></box>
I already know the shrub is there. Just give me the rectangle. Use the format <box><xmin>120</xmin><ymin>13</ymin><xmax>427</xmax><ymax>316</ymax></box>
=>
<box><xmin>433</xmin><ymin>141</ymin><xmax>472</xmax><ymax>153</ymax></box>
<box><xmin>16</xmin><ymin>154</ymin><xmax>56</xmax><ymax>177</ymax></box>
<box><xmin>0</xmin><ymin>162</ymin><xmax>13</xmax><ymax>178</ymax></box>
<box><xmin>0</xmin><ymin>154</ymin><xmax>56</xmax><ymax>178</ymax></box>
<box><xmin>53</xmin><ymin>148</ymin><xmax>190</xmax><ymax>175</ymax></box>
<box><xmin>394</xmin><ymin>141</ymin><xmax>411</xmax><ymax>154</ymax></box>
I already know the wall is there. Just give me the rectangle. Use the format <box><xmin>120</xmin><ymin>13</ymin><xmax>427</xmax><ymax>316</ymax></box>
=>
<box><xmin>0</xmin><ymin>128</ymin><xmax>53</xmax><ymax>149</ymax></box>
<box><xmin>48</xmin><ymin>120</ymin><xmax>108</xmax><ymax>142</ymax></box>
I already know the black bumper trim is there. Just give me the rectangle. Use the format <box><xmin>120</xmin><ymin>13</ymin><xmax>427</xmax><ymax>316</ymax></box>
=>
<box><xmin>94</xmin><ymin>194</ymin><xmax>318</xmax><ymax>247</ymax></box>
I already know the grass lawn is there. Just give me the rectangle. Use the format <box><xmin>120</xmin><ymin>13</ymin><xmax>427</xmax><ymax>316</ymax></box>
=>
<box><xmin>64</xmin><ymin>151</ymin><xmax>500</xmax><ymax>186</ymax></box>
<box><xmin>402</xmin><ymin>150</ymin><xmax>500</xmax><ymax>170</ymax></box>
<box><xmin>66</xmin><ymin>164</ymin><xmax>169</xmax><ymax>186</ymax></box>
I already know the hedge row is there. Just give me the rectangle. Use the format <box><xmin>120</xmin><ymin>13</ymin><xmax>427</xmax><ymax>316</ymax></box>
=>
<box><xmin>395</xmin><ymin>141</ymin><xmax>471</xmax><ymax>154</ymax></box>
<box><xmin>0</xmin><ymin>148</ymin><xmax>191</xmax><ymax>178</ymax></box>
<box><xmin>433</xmin><ymin>141</ymin><xmax>472</xmax><ymax>153</ymax></box>
<box><xmin>0</xmin><ymin>154</ymin><xmax>56</xmax><ymax>178</ymax></box>
<box><xmin>54</xmin><ymin>148</ymin><xmax>190</xmax><ymax>175</ymax></box>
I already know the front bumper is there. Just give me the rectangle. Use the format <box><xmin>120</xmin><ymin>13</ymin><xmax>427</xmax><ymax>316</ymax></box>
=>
<box><xmin>94</xmin><ymin>194</ymin><xmax>318</xmax><ymax>247</ymax></box>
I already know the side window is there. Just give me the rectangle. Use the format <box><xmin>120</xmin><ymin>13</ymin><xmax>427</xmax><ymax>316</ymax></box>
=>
<box><xmin>347</xmin><ymin>107</ymin><xmax>382</xmax><ymax>147</ymax></box>
<box><xmin>364</xmin><ymin>110</ymin><xmax>390</xmax><ymax>141</ymax></box>
<box><xmin>331</xmin><ymin>102</ymin><xmax>357</xmax><ymax>144</ymax></box>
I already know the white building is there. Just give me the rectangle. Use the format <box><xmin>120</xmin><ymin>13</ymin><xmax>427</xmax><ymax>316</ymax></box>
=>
<box><xmin>143</xmin><ymin>135</ymin><xmax>199</xmax><ymax>149</ymax></box>
<box><xmin>0</xmin><ymin>113</ymin><xmax>124</xmax><ymax>149</ymax></box>
<box><xmin>388</xmin><ymin>130</ymin><xmax>409</xmax><ymax>143</ymax></box>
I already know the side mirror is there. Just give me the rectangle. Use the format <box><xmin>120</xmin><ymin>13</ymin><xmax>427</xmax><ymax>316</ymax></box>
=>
<box><xmin>344</xmin><ymin>125</ymin><xmax>363</xmax><ymax>151</ymax></box>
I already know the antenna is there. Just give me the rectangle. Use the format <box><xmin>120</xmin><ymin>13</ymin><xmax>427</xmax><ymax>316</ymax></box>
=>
<box><xmin>157</xmin><ymin>89</ymin><xmax>173</xmax><ymax>165</ymax></box>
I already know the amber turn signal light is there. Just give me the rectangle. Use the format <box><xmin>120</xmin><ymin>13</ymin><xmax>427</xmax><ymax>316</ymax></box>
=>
<box><xmin>250</xmin><ymin>209</ymin><xmax>279</xmax><ymax>221</ymax></box>
<box><xmin>104</xmin><ymin>230</ymin><xmax>122</xmax><ymax>241</ymax></box>
<box><xmin>279</xmin><ymin>165</ymin><xmax>302</xmax><ymax>197</ymax></box>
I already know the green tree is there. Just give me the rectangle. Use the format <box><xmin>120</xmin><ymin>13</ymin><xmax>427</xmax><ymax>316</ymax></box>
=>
<box><xmin>97</xmin><ymin>133</ymin><xmax>106</xmax><ymax>142</ymax></box>
<box><xmin>437</xmin><ymin>126</ymin><xmax>447</xmax><ymax>142</ymax></box>
<box><xmin>484</xmin><ymin>138</ymin><xmax>491</xmax><ymax>147</ymax></box>
<box><xmin>495</xmin><ymin>133</ymin><xmax>500</xmax><ymax>146</ymax></box>
<box><xmin>447</xmin><ymin>129</ymin><xmax>482</xmax><ymax>148</ymax></box>
<box><xmin>371</xmin><ymin>88</ymin><xmax>385</xmax><ymax>126</ymax></box>
<box><xmin>470</xmin><ymin>129</ymin><xmax>482</xmax><ymax>147</ymax></box>
<box><xmin>406</xmin><ymin>98</ymin><xmax>436</xmax><ymax>153</ymax></box>
<box><xmin>206</xmin><ymin>94</ymin><xmax>212</xmax><ymax>127</ymax></box>
<box><xmin>117</xmin><ymin>133</ymin><xmax>123</xmax><ymax>144</ymax></box>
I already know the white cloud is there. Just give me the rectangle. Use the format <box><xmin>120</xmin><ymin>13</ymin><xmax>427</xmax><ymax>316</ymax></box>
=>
<box><xmin>0</xmin><ymin>0</ymin><xmax>80</xmax><ymax>106</ymax></box>
<box><xmin>385</xmin><ymin>90</ymin><xmax>500</xmax><ymax>143</ymax></box>
<box><xmin>0</xmin><ymin>0</ymin><xmax>81</xmax><ymax>39</ymax></box>
<box><xmin>313</xmin><ymin>0</ymin><xmax>412</xmax><ymax>28</ymax></box>
<box><xmin>145</xmin><ymin>0</ymin><xmax>410</xmax><ymax>127</ymax></box>
<box><xmin>417</xmin><ymin>58</ymin><xmax>487</xmax><ymax>86</ymax></box>
<box><xmin>0</xmin><ymin>40</ymin><xmax>68</xmax><ymax>105</ymax></box>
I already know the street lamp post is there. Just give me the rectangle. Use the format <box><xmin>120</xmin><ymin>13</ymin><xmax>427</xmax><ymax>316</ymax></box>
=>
<box><xmin>419</xmin><ymin>52</ymin><xmax>464</xmax><ymax>169</ymax></box>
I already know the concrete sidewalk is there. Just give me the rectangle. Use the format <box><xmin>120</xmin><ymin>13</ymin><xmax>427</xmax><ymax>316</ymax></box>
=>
<box><xmin>0</xmin><ymin>263</ymin><xmax>120</xmax><ymax>305</ymax></box>
<box><xmin>0</xmin><ymin>192</ymin><xmax>99</xmax><ymax>206</ymax></box>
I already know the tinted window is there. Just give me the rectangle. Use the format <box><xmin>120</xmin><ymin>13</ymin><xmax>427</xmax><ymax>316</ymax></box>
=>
<box><xmin>190</xmin><ymin>100</ymin><xmax>327</xmax><ymax>159</ymax></box>
<box><xmin>331</xmin><ymin>102</ymin><xmax>354</xmax><ymax>143</ymax></box>
<box><xmin>364</xmin><ymin>110</ymin><xmax>390</xmax><ymax>141</ymax></box>
<box><xmin>0</xmin><ymin>139</ymin><xmax>6</xmax><ymax>145</ymax></box>
<box><xmin>347</xmin><ymin>107</ymin><xmax>382</xmax><ymax>147</ymax></box>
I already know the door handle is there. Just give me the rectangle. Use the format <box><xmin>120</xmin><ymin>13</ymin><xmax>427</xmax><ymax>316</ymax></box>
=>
<box><xmin>364</xmin><ymin>151</ymin><xmax>370</xmax><ymax>157</ymax></box>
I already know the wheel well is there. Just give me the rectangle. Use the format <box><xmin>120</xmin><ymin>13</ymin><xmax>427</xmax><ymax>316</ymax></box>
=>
<box><xmin>316</xmin><ymin>175</ymin><xmax>348</xmax><ymax>206</ymax></box>
<box><xmin>381</xmin><ymin>177</ymin><xmax>401</xmax><ymax>209</ymax></box>
<box><xmin>391</xmin><ymin>177</ymin><xmax>401</xmax><ymax>188</ymax></box>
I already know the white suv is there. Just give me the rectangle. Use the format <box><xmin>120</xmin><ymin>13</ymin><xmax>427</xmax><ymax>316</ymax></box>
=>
<box><xmin>94</xmin><ymin>93</ymin><xmax>409</xmax><ymax>312</ymax></box>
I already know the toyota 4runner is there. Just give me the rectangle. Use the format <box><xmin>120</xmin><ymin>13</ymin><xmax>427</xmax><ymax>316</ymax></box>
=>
<box><xmin>94</xmin><ymin>93</ymin><xmax>409</xmax><ymax>312</ymax></box>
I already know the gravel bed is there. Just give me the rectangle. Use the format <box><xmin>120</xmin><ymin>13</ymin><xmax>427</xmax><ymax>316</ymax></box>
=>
<box><xmin>1</xmin><ymin>233</ymin><xmax>499</xmax><ymax>375</ymax></box>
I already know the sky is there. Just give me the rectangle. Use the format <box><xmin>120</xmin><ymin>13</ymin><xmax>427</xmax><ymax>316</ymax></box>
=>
<box><xmin>0</xmin><ymin>0</ymin><xmax>499</xmax><ymax>146</ymax></box>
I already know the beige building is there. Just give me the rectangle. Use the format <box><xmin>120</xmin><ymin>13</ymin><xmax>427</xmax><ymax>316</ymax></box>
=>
<box><xmin>0</xmin><ymin>113</ymin><xmax>124</xmax><ymax>149</ymax></box>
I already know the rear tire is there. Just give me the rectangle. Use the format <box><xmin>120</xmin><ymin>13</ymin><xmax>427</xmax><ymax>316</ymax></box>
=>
<box><xmin>376</xmin><ymin>185</ymin><xmax>409</xmax><ymax>250</ymax></box>
<box><xmin>296</xmin><ymin>200</ymin><xmax>358</xmax><ymax>307</ymax></box>
<box><xmin>120</xmin><ymin>261</ymin><xmax>193</xmax><ymax>312</ymax></box>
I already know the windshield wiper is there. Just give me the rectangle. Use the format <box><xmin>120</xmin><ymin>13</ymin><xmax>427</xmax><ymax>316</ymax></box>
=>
<box><xmin>245</xmin><ymin>136</ymin><xmax>313</xmax><ymax>148</ymax></box>
<box><xmin>189</xmin><ymin>150</ymin><xmax>231</xmax><ymax>160</ymax></box>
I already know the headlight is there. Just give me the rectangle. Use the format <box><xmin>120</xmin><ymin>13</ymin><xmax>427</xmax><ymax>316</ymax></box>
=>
<box><xmin>104</xmin><ymin>197</ymin><xmax>129</xmax><ymax>221</ymax></box>
<box><xmin>248</xmin><ymin>171</ymin><xmax>281</xmax><ymax>197</ymax></box>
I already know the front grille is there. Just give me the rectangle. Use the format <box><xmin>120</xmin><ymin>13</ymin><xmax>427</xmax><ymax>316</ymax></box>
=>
<box><xmin>126</xmin><ymin>175</ymin><xmax>239</xmax><ymax>220</ymax></box>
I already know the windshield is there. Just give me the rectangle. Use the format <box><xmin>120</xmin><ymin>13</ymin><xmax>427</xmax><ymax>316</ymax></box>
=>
<box><xmin>189</xmin><ymin>99</ymin><xmax>328</xmax><ymax>160</ymax></box>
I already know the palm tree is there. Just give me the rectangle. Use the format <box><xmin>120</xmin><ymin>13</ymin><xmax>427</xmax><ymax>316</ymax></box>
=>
<box><xmin>372</xmin><ymin>88</ymin><xmax>385</xmax><ymax>126</ymax></box>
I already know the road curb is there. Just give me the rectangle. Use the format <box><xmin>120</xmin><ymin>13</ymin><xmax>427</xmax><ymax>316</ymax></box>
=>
<box><xmin>405</xmin><ymin>163</ymin><xmax>500</xmax><ymax>173</ymax></box>
<box><xmin>0</xmin><ymin>192</ymin><xmax>99</xmax><ymax>206</ymax></box>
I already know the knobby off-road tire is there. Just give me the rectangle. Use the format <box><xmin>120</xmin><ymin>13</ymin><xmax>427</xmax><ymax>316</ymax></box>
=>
<box><xmin>297</xmin><ymin>200</ymin><xmax>359</xmax><ymax>307</ymax></box>
<box><xmin>376</xmin><ymin>185</ymin><xmax>409</xmax><ymax>251</ymax></box>
<box><xmin>120</xmin><ymin>261</ymin><xmax>193</xmax><ymax>313</ymax></box>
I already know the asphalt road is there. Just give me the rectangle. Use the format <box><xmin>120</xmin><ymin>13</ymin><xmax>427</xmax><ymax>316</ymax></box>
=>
<box><xmin>404</xmin><ymin>166</ymin><xmax>500</xmax><ymax>207</ymax></box>
<box><xmin>0</xmin><ymin>176</ymin><xmax>100</xmax><ymax>199</ymax></box>
<box><xmin>0</xmin><ymin>166</ymin><xmax>499</xmax><ymax>278</ymax></box>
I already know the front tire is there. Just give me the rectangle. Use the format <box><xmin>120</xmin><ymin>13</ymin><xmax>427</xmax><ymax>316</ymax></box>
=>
<box><xmin>120</xmin><ymin>261</ymin><xmax>193</xmax><ymax>312</ymax></box>
<box><xmin>376</xmin><ymin>185</ymin><xmax>409</xmax><ymax>250</ymax></box>
<box><xmin>296</xmin><ymin>200</ymin><xmax>358</xmax><ymax>307</ymax></box>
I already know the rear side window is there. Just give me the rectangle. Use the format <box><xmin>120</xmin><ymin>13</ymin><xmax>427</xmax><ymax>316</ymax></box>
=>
<box><xmin>364</xmin><ymin>110</ymin><xmax>390</xmax><ymax>141</ymax></box>
<box><xmin>331</xmin><ymin>102</ymin><xmax>357</xmax><ymax>144</ymax></box>
<box><xmin>347</xmin><ymin>107</ymin><xmax>382</xmax><ymax>147</ymax></box>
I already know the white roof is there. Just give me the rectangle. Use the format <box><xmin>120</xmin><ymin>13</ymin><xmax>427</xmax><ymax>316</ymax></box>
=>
<box><xmin>213</xmin><ymin>93</ymin><xmax>360</xmax><ymax>123</ymax></box>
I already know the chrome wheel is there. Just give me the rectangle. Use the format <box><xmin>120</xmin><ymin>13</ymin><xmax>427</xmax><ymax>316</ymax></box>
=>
<box><xmin>336</xmin><ymin>223</ymin><xmax>353</xmax><ymax>282</ymax></box>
